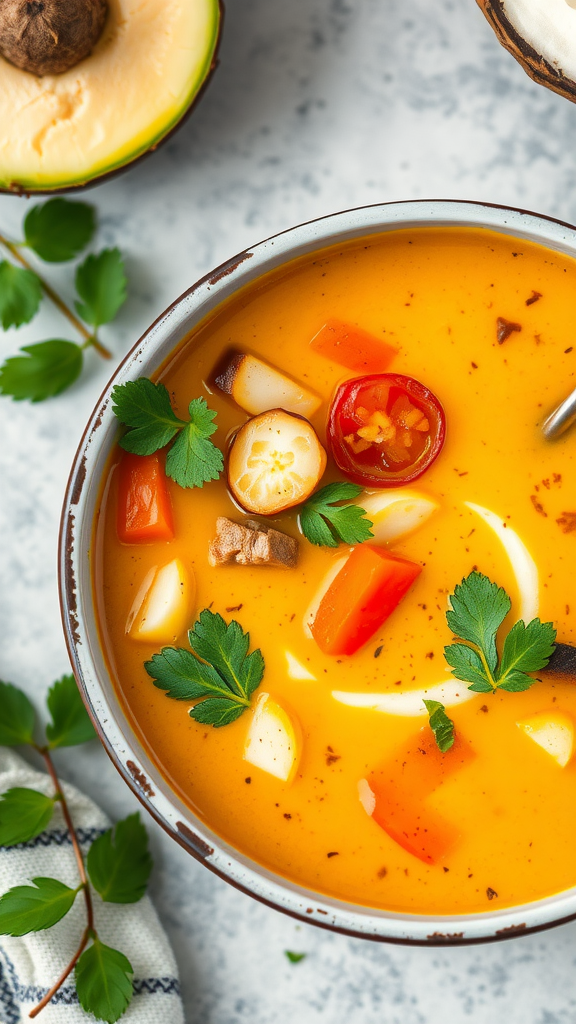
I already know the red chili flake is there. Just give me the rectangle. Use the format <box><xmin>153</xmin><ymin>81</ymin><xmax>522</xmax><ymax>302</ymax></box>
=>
<box><xmin>542</xmin><ymin>478</ymin><xmax>550</xmax><ymax>490</ymax></box>
<box><xmin>553</xmin><ymin>473</ymin><xmax>562</xmax><ymax>484</ymax></box>
<box><xmin>557</xmin><ymin>511</ymin><xmax>576</xmax><ymax>534</ymax></box>
<box><xmin>530</xmin><ymin>495</ymin><xmax>547</xmax><ymax>517</ymax></box>
<box><xmin>471</xmin><ymin>361</ymin><xmax>478</xmax><ymax>369</ymax></box>
<box><xmin>325</xmin><ymin>746</ymin><xmax>341</xmax><ymax>766</ymax></box>
<box><xmin>565</xmin><ymin>346</ymin><xmax>573</xmax><ymax>354</ymax></box>
<box><xmin>526</xmin><ymin>290</ymin><xmax>542</xmax><ymax>306</ymax></box>
<box><xmin>245</xmin><ymin>777</ymin><xmax>251</xmax><ymax>784</ymax></box>
<box><xmin>443</xmin><ymin>867</ymin><xmax>450</xmax><ymax>873</ymax></box>
<box><xmin>226</xmin><ymin>603</ymin><xmax>243</xmax><ymax>612</ymax></box>
<box><xmin>327</xmin><ymin>851</ymin><xmax>339</xmax><ymax>858</ymax></box>
<box><xmin>497</xmin><ymin>317</ymin><xmax>522</xmax><ymax>344</ymax></box>
<box><xmin>283</xmin><ymin>813</ymin><xmax>292</xmax><ymax>820</ymax></box>
<box><xmin>480</xmin><ymin>705</ymin><xmax>489</xmax><ymax>713</ymax></box>
<box><xmin>486</xmin><ymin>887</ymin><xmax>498</xmax><ymax>900</ymax></box>
<box><xmin>377</xmin><ymin>867</ymin><xmax>388</xmax><ymax>879</ymax></box>
<box><xmin>425</xmin><ymin>651</ymin><xmax>434</xmax><ymax>659</ymax></box>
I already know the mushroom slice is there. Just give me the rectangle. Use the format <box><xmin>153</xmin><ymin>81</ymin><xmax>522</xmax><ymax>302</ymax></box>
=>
<box><xmin>243</xmin><ymin>692</ymin><xmax>301</xmax><ymax>782</ymax></box>
<box><xmin>517</xmin><ymin>711</ymin><xmax>574</xmax><ymax>767</ymax></box>
<box><xmin>357</xmin><ymin>489</ymin><xmax>439</xmax><ymax>545</ymax></box>
<box><xmin>228</xmin><ymin>409</ymin><xmax>327</xmax><ymax>515</ymax></box>
<box><xmin>126</xmin><ymin>558</ymin><xmax>195</xmax><ymax>644</ymax></box>
<box><xmin>476</xmin><ymin>0</ymin><xmax>576</xmax><ymax>104</ymax></box>
<box><xmin>214</xmin><ymin>351</ymin><xmax>321</xmax><ymax>419</ymax></box>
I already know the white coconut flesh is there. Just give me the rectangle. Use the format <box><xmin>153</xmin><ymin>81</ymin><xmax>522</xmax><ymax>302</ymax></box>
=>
<box><xmin>495</xmin><ymin>0</ymin><xmax>576</xmax><ymax>81</ymax></box>
<box><xmin>332</xmin><ymin>679</ymin><xmax>478</xmax><ymax>717</ymax></box>
<box><xmin>465</xmin><ymin>502</ymin><xmax>539</xmax><ymax>622</ymax></box>
<box><xmin>357</xmin><ymin>489</ymin><xmax>439</xmax><ymax>545</ymax></box>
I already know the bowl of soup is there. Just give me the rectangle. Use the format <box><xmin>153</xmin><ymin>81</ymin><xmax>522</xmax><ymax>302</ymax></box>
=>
<box><xmin>60</xmin><ymin>200</ymin><xmax>576</xmax><ymax>944</ymax></box>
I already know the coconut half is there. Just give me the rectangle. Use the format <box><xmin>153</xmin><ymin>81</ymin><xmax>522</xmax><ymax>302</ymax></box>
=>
<box><xmin>477</xmin><ymin>0</ymin><xmax>576</xmax><ymax>102</ymax></box>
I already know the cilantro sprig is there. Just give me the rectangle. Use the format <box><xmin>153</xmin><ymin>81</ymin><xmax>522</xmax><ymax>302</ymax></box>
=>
<box><xmin>0</xmin><ymin>198</ymin><xmax>127</xmax><ymax>402</ymax></box>
<box><xmin>146</xmin><ymin>609</ymin><xmax>264</xmax><ymax>726</ymax></box>
<box><xmin>0</xmin><ymin>674</ymin><xmax>152</xmax><ymax>1022</ymax></box>
<box><xmin>299</xmin><ymin>481</ymin><xmax>374</xmax><ymax>547</ymax></box>
<box><xmin>424</xmin><ymin>700</ymin><xmax>455</xmax><ymax>752</ymax></box>
<box><xmin>112</xmin><ymin>378</ymin><xmax>224</xmax><ymax>489</ymax></box>
<box><xmin>444</xmin><ymin>571</ymin><xmax>556</xmax><ymax>693</ymax></box>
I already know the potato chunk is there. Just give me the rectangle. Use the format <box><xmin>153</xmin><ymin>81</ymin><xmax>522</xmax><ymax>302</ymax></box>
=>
<box><xmin>243</xmin><ymin>693</ymin><xmax>301</xmax><ymax>782</ymax></box>
<box><xmin>517</xmin><ymin>712</ymin><xmax>574</xmax><ymax>767</ymax></box>
<box><xmin>215</xmin><ymin>351</ymin><xmax>321</xmax><ymax>419</ymax></box>
<box><xmin>126</xmin><ymin>558</ymin><xmax>194</xmax><ymax>644</ymax></box>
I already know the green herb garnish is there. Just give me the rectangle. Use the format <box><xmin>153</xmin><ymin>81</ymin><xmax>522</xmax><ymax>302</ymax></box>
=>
<box><xmin>423</xmin><ymin>700</ymin><xmax>455</xmax><ymax>752</ymax></box>
<box><xmin>0</xmin><ymin>673</ymin><xmax>151</xmax><ymax>1022</ymax></box>
<box><xmin>445</xmin><ymin>571</ymin><xmax>556</xmax><ymax>693</ymax></box>
<box><xmin>0</xmin><ymin>261</ymin><xmax>42</xmax><ymax>329</ymax></box>
<box><xmin>146</xmin><ymin>609</ymin><xmax>264</xmax><ymax>727</ymax></box>
<box><xmin>112</xmin><ymin>378</ymin><xmax>224</xmax><ymax>489</ymax></box>
<box><xmin>285</xmin><ymin>951</ymin><xmax>307</xmax><ymax>964</ymax></box>
<box><xmin>299</xmin><ymin>481</ymin><xmax>373</xmax><ymax>547</ymax></box>
<box><xmin>75</xmin><ymin>248</ymin><xmax>127</xmax><ymax>329</ymax></box>
<box><xmin>23</xmin><ymin>197</ymin><xmax>96</xmax><ymax>263</ymax></box>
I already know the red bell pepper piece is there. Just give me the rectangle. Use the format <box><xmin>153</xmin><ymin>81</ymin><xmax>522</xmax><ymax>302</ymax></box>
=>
<box><xmin>310</xmin><ymin>544</ymin><xmax>422</xmax><ymax>656</ymax></box>
<box><xmin>367</xmin><ymin>729</ymin><xmax>476</xmax><ymax>864</ymax></box>
<box><xmin>116</xmin><ymin>452</ymin><xmax>174</xmax><ymax>544</ymax></box>
<box><xmin>310</xmin><ymin>319</ymin><xmax>397</xmax><ymax>373</ymax></box>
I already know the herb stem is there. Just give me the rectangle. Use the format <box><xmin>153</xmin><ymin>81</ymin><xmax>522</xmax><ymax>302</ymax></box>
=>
<box><xmin>28</xmin><ymin>747</ymin><xmax>95</xmax><ymax>1018</ymax></box>
<box><xmin>0</xmin><ymin>232</ymin><xmax>112</xmax><ymax>359</ymax></box>
<box><xmin>475</xmin><ymin>645</ymin><xmax>497</xmax><ymax>691</ymax></box>
<box><xmin>82</xmin><ymin>335</ymin><xmax>111</xmax><ymax>360</ymax></box>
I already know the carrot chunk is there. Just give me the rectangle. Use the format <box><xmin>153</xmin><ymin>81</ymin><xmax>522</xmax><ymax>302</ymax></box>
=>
<box><xmin>368</xmin><ymin>730</ymin><xmax>476</xmax><ymax>864</ymax></box>
<box><xmin>310</xmin><ymin>544</ymin><xmax>422</xmax><ymax>656</ymax></box>
<box><xmin>310</xmin><ymin>319</ymin><xmax>397</xmax><ymax>373</ymax></box>
<box><xmin>117</xmin><ymin>452</ymin><xmax>174</xmax><ymax>544</ymax></box>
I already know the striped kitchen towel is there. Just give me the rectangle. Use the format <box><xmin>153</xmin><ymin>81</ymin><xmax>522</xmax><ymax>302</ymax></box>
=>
<box><xmin>0</xmin><ymin>748</ymin><xmax>184</xmax><ymax>1023</ymax></box>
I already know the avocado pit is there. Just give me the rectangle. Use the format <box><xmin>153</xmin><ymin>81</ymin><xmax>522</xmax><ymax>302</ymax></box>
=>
<box><xmin>0</xmin><ymin>0</ymin><xmax>108</xmax><ymax>76</ymax></box>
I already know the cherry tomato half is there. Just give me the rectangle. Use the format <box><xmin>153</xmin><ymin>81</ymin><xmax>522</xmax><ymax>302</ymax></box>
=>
<box><xmin>328</xmin><ymin>373</ymin><xmax>446</xmax><ymax>487</ymax></box>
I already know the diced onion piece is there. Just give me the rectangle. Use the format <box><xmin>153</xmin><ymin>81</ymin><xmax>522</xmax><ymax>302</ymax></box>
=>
<box><xmin>303</xmin><ymin>556</ymin><xmax>348</xmax><ymax>639</ymax></box>
<box><xmin>357</xmin><ymin>778</ymin><xmax>376</xmax><ymax>816</ymax></box>
<box><xmin>465</xmin><ymin>502</ymin><xmax>539</xmax><ymax>621</ymax></box>
<box><xmin>126</xmin><ymin>558</ymin><xmax>195</xmax><ymax>644</ymax></box>
<box><xmin>517</xmin><ymin>711</ymin><xmax>574</xmax><ymax>767</ymax></box>
<box><xmin>228</xmin><ymin>409</ymin><xmax>327</xmax><ymax>515</ymax></box>
<box><xmin>332</xmin><ymin>679</ymin><xmax>477</xmax><ymax>716</ymax></box>
<box><xmin>285</xmin><ymin>650</ymin><xmax>316</xmax><ymax>680</ymax></box>
<box><xmin>358</xmin><ymin>489</ymin><xmax>439</xmax><ymax>544</ymax></box>
<box><xmin>243</xmin><ymin>692</ymin><xmax>301</xmax><ymax>782</ymax></box>
<box><xmin>215</xmin><ymin>352</ymin><xmax>321</xmax><ymax>419</ymax></box>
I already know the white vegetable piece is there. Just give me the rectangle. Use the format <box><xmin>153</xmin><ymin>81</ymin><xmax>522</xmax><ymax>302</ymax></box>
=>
<box><xmin>465</xmin><ymin>502</ymin><xmax>539</xmax><ymax>622</ymax></box>
<box><xmin>332</xmin><ymin>678</ymin><xmax>477</xmax><ymax>716</ymax></box>
<box><xmin>126</xmin><ymin>558</ymin><xmax>195</xmax><ymax>644</ymax></box>
<box><xmin>358</xmin><ymin>489</ymin><xmax>439</xmax><ymax>545</ymax></box>
<box><xmin>357</xmin><ymin>778</ymin><xmax>376</xmax><ymax>817</ymax></box>
<box><xmin>228</xmin><ymin>409</ymin><xmax>327</xmax><ymax>515</ymax></box>
<box><xmin>517</xmin><ymin>711</ymin><xmax>574</xmax><ymax>768</ymax></box>
<box><xmin>243</xmin><ymin>692</ymin><xmax>301</xmax><ymax>782</ymax></box>
<box><xmin>303</xmin><ymin>555</ymin><xmax>348</xmax><ymax>639</ymax></box>
<box><xmin>215</xmin><ymin>352</ymin><xmax>321</xmax><ymax>419</ymax></box>
<box><xmin>285</xmin><ymin>650</ymin><xmax>316</xmax><ymax>680</ymax></box>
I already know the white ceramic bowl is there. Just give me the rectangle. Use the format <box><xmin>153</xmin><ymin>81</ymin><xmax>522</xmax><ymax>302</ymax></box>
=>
<box><xmin>60</xmin><ymin>199</ymin><xmax>576</xmax><ymax>945</ymax></box>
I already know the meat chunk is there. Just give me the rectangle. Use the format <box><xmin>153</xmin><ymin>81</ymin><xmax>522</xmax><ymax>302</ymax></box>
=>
<box><xmin>209</xmin><ymin>517</ymin><xmax>298</xmax><ymax>568</ymax></box>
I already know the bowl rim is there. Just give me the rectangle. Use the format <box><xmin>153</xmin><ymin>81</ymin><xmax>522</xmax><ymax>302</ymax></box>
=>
<box><xmin>59</xmin><ymin>197</ymin><xmax>576</xmax><ymax>946</ymax></box>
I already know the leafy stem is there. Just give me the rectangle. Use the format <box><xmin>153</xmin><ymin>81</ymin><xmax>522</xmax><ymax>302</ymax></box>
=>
<box><xmin>0</xmin><ymin>231</ymin><xmax>111</xmax><ymax>358</ymax></box>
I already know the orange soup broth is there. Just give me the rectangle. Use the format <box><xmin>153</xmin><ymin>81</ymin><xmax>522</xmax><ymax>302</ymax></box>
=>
<box><xmin>94</xmin><ymin>227</ymin><xmax>576</xmax><ymax>915</ymax></box>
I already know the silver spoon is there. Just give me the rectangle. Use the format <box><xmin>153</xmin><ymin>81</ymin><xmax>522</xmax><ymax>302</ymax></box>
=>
<box><xmin>542</xmin><ymin>387</ymin><xmax>576</xmax><ymax>440</ymax></box>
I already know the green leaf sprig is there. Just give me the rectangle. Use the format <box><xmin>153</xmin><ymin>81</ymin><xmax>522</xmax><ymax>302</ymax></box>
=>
<box><xmin>299</xmin><ymin>481</ymin><xmax>374</xmax><ymax>547</ymax></box>
<box><xmin>0</xmin><ymin>674</ymin><xmax>152</xmax><ymax>1023</ymax></box>
<box><xmin>423</xmin><ymin>700</ymin><xmax>455</xmax><ymax>752</ymax></box>
<box><xmin>146</xmin><ymin>609</ymin><xmax>264</xmax><ymax>727</ymax></box>
<box><xmin>0</xmin><ymin>198</ymin><xmax>127</xmax><ymax>402</ymax></box>
<box><xmin>444</xmin><ymin>571</ymin><xmax>556</xmax><ymax>693</ymax></box>
<box><xmin>111</xmin><ymin>378</ymin><xmax>224</xmax><ymax>489</ymax></box>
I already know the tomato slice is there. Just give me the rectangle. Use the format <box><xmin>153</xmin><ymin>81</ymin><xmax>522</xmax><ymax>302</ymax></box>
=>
<box><xmin>328</xmin><ymin>373</ymin><xmax>446</xmax><ymax>487</ymax></box>
<box><xmin>117</xmin><ymin>452</ymin><xmax>174</xmax><ymax>544</ymax></box>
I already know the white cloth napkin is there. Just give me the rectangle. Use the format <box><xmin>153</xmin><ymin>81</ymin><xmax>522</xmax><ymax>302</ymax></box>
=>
<box><xmin>0</xmin><ymin>749</ymin><xmax>185</xmax><ymax>1024</ymax></box>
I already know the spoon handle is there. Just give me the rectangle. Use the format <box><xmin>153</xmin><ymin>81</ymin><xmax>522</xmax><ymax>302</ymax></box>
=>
<box><xmin>542</xmin><ymin>388</ymin><xmax>576</xmax><ymax>440</ymax></box>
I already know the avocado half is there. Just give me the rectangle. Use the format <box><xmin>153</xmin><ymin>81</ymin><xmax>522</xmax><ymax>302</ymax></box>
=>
<box><xmin>477</xmin><ymin>0</ymin><xmax>576</xmax><ymax>103</ymax></box>
<box><xmin>0</xmin><ymin>0</ymin><xmax>222</xmax><ymax>194</ymax></box>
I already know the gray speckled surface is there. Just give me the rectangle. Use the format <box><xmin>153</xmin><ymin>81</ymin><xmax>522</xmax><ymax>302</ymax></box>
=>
<box><xmin>1</xmin><ymin>1</ymin><xmax>576</xmax><ymax>1020</ymax></box>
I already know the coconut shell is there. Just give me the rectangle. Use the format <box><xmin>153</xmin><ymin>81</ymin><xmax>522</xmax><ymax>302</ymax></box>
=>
<box><xmin>0</xmin><ymin>0</ymin><xmax>108</xmax><ymax>77</ymax></box>
<box><xmin>476</xmin><ymin>0</ymin><xmax>576</xmax><ymax>103</ymax></box>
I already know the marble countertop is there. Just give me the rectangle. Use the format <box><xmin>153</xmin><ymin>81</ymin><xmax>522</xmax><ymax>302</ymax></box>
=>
<box><xmin>1</xmin><ymin>1</ymin><xmax>576</xmax><ymax>1021</ymax></box>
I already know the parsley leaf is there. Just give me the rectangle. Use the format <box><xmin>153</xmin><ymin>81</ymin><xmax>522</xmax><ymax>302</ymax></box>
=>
<box><xmin>24</xmin><ymin>198</ymin><xmax>95</xmax><ymax>263</ymax></box>
<box><xmin>285</xmin><ymin>951</ymin><xmax>307</xmax><ymax>964</ymax></box>
<box><xmin>0</xmin><ymin>788</ymin><xmax>55</xmax><ymax>847</ymax></box>
<box><xmin>75</xmin><ymin>938</ymin><xmax>133</xmax><ymax>1024</ymax></box>
<box><xmin>0</xmin><ymin>877</ymin><xmax>78</xmax><ymax>936</ymax></box>
<box><xmin>112</xmin><ymin>379</ymin><xmax>224</xmax><ymax>488</ymax></box>
<box><xmin>300</xmin><ymin>481</ymin><xmax>373</xmax><ymax>547</ymax></box>
<box><xmin>46</xmin><ymin>674</ymin><xmax>97</xmax><ymax>749</ymax></box>
<box><xmin>87</xmin><ymin>813</ymin><xmax>152</xmax><ymax>904</ymax></box>
<box><xmin>0</xmin><ymin>261</ymin><xmax>42</xmax><ymax>329</ymax></box>
<box><xmin>0</xmin><ymin>340</ymin><xmax>83</xmax><ymax>401</ymax></box>
<box><xmin>145</xmin><ymin>610</ymin><xmax>264</xmax><ymax>727</ymax></box>
<box><xmin>0</xmin><ymin>680</ymin><xmax>36</xmax><ymax>746</ymax></box>
<box><xmin>165</xmin><ymin>398</ymin><xmax>224</xmax><ymax>488</ymax></box>
<box><xmin>75</xmin><ymin>248</ymin><xmax>127</xmax><ymax>328</ymax></box>
<box><xmin>423</xmin><ymin>700</ymin><xmax>455</xmax><ymax>752</ymax></box>
<box><xmin>444</xmin><ymin>571</ymin><xmax>556</xmax><ymax>693</ymax></box>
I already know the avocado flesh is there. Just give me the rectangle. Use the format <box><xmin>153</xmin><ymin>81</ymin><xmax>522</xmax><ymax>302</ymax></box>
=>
<box><xmin>0</xmin><ymin>0</ymin><xmax>220</xmax><ymax>192</ymax></box>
